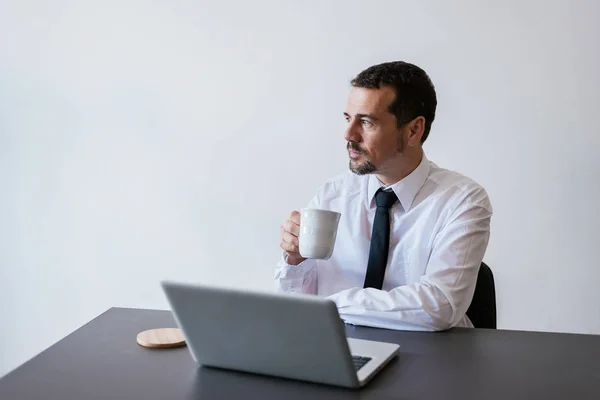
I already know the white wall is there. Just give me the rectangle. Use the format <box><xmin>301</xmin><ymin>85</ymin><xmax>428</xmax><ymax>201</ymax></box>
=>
<box><xmin>1</xmin><ymin>0</ymin><xmax>599</xmax><ymax>377</ymax></box>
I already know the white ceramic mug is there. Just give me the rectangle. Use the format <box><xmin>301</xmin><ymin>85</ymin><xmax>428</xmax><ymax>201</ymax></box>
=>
<box><xmin>299</xmin><ymin>208</ymin><xmax>341</xmax><ymax>260</ymax></box>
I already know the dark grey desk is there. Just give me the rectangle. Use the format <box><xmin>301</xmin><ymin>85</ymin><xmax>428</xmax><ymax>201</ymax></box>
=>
<box><xmin>1</xmin><ymin>308</ymin><xmax>599</xmax><ymax>399</ymax></box>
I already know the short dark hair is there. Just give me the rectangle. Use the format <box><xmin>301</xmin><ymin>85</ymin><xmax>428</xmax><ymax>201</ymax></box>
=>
<box><xmin>351</xmin><ymin>61</ymin><xmax>437</xmax><ymax>143</ymax></box>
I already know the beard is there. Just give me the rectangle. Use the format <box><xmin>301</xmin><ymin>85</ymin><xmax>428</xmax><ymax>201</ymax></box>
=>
<box><xmin>349</xmin><ymin>159</ymin><xmax>377</xmax><ymax>175</ymax></box>
<box><xmin>347</xmin><ymin>136</ymin><xmax>405</xmax><ymax>175</ymax></box>
<box><xmin>347</xmin><ymin>142</ymin><xmax>377</xmax><ymax>175</ymax></box>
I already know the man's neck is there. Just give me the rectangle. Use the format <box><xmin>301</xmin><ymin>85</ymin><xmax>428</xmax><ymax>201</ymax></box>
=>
<box><xmin>375</xmin><ymin>149</ymin><xmax>424</xmax><ymax>186</ymax></box>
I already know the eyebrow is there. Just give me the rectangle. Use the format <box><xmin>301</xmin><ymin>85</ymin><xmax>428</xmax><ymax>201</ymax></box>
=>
<box><xmin>343</xmin><ymin>112</ymin><xmax>379</xmax><ymax>121</ymax></box>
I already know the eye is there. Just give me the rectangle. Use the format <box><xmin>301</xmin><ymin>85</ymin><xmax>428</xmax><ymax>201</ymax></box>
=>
<box><xmin>361</xmin><ymin>119</ymin><xmax>373</xmax><ymax>128</ymax></box>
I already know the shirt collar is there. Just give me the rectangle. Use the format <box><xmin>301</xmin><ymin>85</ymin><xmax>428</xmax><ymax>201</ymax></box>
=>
<box><xmin>368</xmin><ymin>153</ymin><xmax>431</xmax><ymax>211</ymax></box>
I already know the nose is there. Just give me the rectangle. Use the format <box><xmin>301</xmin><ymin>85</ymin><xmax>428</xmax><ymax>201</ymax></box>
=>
<box><xmin>344</xmin><ymin>119</ymin><xmax>362</xmax><ymax>144</ymax></box>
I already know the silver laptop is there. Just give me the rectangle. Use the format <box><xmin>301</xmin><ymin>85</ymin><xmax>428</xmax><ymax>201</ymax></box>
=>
<box><xmin>161</xmin><ymin>281</ymin><xmax>399</xmax><ymax>388</ymax></box>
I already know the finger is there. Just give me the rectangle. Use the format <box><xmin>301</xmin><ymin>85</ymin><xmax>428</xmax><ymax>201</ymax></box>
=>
<box><xmin>289</xmin><ymin>211</ymin><xmax>301</xmax><ymax>225</ymax></box>
<box><xmin>280</xmin><ymin>224</ymin><xmax>296</xmax><ymax>239</ymax></box>
<box><xmin>281</xmin><ymin>230</ymin><xmax>299</xmax><ymax>247</ymax></box>
<box><xmin>283</xmin><ymin>220</ymin><xmax>300</xmax><ymax>237</ymax></box>
<box><xmin>280</xmin><ymin>238</ymin><xmax>299</xmax><ymax>254</ymax></box>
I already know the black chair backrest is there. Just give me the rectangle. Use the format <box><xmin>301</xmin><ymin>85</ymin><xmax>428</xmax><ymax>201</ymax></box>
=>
<box><xmin>466</xmin><ymin>262</ymin><xmax>497</xmax><ymax>329</ymax></box>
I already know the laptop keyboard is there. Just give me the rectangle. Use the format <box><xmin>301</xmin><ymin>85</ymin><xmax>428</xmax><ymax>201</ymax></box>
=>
<box><xmin>352</xmin><ymin>355</ymin><xmax>372</xmax><ymax>371</ymax></box>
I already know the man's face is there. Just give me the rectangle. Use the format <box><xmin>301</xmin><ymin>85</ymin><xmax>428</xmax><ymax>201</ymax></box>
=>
<box><xmin>344</xmin><ymin>86</ymin><xmax>405</xmax><ymax>175</ymax></box>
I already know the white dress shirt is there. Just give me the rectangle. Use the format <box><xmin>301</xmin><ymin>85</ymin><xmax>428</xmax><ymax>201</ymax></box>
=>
<box><xmin>274</xmin><ymin>153</ymin><xmax>493</xmax><ymax>331</ymax></box>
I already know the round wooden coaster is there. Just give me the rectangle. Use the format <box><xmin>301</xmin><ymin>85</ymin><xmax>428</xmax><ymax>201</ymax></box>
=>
<box><xmin>136</xmin><ymin>328</ymin><xmax>186</xmax><ymax>349</ymax></box>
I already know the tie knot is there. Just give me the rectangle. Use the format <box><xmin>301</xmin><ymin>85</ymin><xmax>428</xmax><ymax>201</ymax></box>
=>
<box><xmin>375</xmin><ymin>189</ymin><xmax>398</xmax><ymax>209</ymax></box>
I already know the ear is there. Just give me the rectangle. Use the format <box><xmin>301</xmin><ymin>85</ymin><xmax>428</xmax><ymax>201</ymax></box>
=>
<box><xmin>406</xmin><ymin>116</ymin><xmax>425</xmax><ymax>146</ymax></box>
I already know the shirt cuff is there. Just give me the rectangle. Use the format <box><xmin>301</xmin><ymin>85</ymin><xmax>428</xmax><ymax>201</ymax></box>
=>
<box><xmin>276</xmin><ymin>254</ymin><xmax>316</xmax><ymax>278</ymax></box>
<box><xmin>275</xmin><ymin>254</ymin><xmax>317</xmax><ymax>293</ymax></box>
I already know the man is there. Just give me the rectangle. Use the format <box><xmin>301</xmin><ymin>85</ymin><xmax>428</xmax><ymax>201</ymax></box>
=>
<box><xmin>276</xmin><ymin>61</ymin><xmax>492</xmax><ymax>331</ymax></box>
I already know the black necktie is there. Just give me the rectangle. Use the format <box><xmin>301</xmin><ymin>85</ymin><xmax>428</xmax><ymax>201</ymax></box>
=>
<box><xmin>363</xmin><ymin>189</ymin><xmax>398</xmax><ymax>289</ymax></box>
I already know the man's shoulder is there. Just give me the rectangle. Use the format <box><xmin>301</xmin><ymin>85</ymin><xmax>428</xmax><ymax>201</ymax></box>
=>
<box><xmin>316</xmin><ymin>171</ymin><xmax>365</xmax><ymax>199</ymax></box>
<box><xmin>427</xmin><ymin>162</ymin><xmax>492</xmax><ymax>211</ymax></box>
<box><xmin>322</xmin><ymin>170</ymin><xmax>364</xmax><ymax>187</ymax></box>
